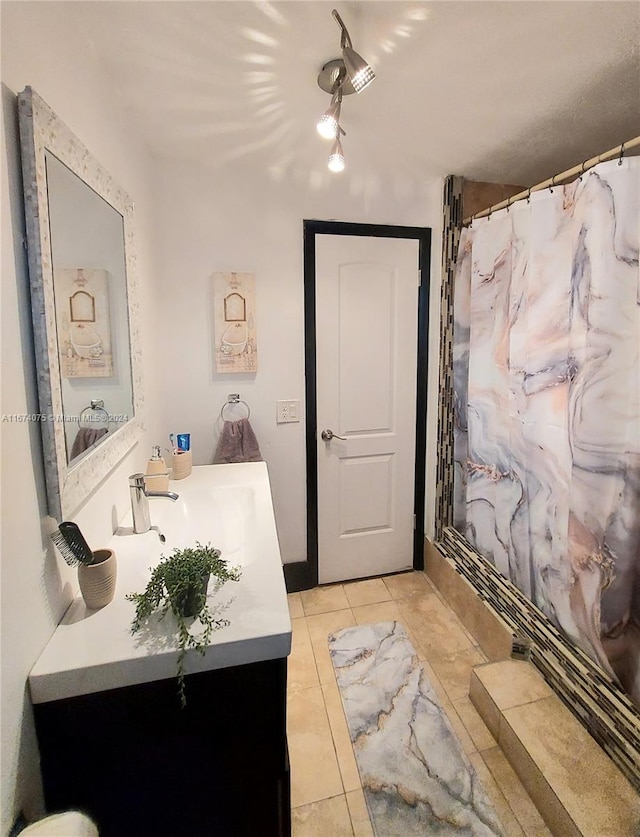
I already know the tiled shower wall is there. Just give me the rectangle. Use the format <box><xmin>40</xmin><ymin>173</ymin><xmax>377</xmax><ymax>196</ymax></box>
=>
<box><xmin>433</xmin><ymin>176</ymin><xmax>462</xmax><ymax>539</ymax></box>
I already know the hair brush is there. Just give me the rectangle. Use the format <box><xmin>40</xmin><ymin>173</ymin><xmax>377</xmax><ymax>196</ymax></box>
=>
<box><xmin>51</xmin><ymin>521</ymin><xmax>94</xmax><ymax>567</ymax></box>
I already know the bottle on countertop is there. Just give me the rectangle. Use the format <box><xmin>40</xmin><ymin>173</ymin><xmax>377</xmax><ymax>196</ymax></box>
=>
<box><xmin>145</xmin><ymin>445</ymin><xmax>170</xmax><ymax>492</ymax></box>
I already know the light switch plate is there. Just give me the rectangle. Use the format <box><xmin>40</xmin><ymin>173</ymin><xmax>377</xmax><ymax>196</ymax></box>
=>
<box><xmin>277</xmin><ymin>399</ymin><xmax>300</xmax><ymax>423</ymax></box>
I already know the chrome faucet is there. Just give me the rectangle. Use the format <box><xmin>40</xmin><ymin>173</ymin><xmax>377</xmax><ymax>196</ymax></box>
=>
<box><xmin>128</xmin><ymin>473</ymin><xmax>179</xmax><ymax>534</ymax></box>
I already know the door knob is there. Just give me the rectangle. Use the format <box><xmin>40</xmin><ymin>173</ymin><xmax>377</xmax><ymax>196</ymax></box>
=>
<box><xmin>321</xmin><ymin>429</ymin><xmax>347</xmax><ymax>441</ymax></box>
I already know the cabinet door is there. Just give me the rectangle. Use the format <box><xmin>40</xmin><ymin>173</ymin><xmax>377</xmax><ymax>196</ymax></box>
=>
<box><xmin>35</xmin><ymin>658</ymin><xmax>290</xmax><ymax>836</ymax></box>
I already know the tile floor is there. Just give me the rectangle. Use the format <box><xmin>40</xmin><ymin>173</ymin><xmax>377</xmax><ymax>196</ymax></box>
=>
<box><xmin>286</xmin><ymin>571</ymin><xmax>552</xmax><ymax>837</ymax></box>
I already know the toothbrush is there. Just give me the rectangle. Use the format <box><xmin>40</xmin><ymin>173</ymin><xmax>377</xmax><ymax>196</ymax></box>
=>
<box><xmin>169</xmin><ymin>433</ymin><xmax>175</xmax><ymax>452</ymax></box>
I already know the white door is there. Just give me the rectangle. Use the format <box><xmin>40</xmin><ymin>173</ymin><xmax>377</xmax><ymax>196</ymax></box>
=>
<box><xmin>315</xmin><ymin>235</ymin><xmax>420</xmax><ymax>584</ymax></box>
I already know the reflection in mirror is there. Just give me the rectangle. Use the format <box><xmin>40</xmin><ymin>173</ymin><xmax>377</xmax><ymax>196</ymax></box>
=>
<box><xmin>18</xmin><ymin>87</ymin><xmax>144</xmax><ymax>521</ymax></box>
<box><xmin>45</xmin><ymin>152</ymin><xmax>134</xmax><ymax>466</ymax></box>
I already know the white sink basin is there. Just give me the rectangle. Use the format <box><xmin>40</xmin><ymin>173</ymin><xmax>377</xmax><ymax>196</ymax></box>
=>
<box><xmin>118</xmin><ymin>484</ymin><xmax>258</xmax><ymax>567</ymax></box>
<box><xmin>29</xmin><ymin>462</ymin><xmax>292</xmax><ymax>704</ymax></box>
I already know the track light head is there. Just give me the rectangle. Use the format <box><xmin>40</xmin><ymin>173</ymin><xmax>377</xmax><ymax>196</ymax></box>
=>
<box><xmin>331</xmin><ymin>8</ymin><xmax>375</xmax><ymax>93</ymax></box>
<box><xmin>317</xmin><ymin>112</ymin><xmax>339</xmax><ymax>140</ymax></box>
<box><xmin>328</xmin><ymin>136</ymin><xmax>345</xmax><ymax>172</ymax></box>
<box><xmin>342</xmin><ymin>46</ymin><xmax>375</xmax><ymax>93</ymax></box>
<box><xmin>316</xmin><ymin>89</ymin><xmax>342</xmax><ymax>139</ymax></box>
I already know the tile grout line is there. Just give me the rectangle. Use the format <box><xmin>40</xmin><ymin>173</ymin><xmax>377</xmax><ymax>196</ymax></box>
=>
<box><xmin>344</xmin><ymin>793</ymin><xmax>358</xmax><ymax>837</ymax></box>
<box><xmin>300</xmin><ymin>583</ymin><xmax>346</xmax><ymax>618</ymax></box>
<box><xmin>320</xmin><ymin>682</ymin><xmax>349</xmax><ymax>798</ymax></box>
<box><xmin>313</xmin><ymin>604</ymin><xmax>370</xmax><ymax>831</ymax></box>
<box><xmin>452</xmin><ymin>696</ymin><xmax>497</xmax><ymax>751</ymax></box>
<box><xmin>303</xmin><ymin>614</ymin><xmax>322</xmax><ymax>686</ymax></box>
<box><xmin>317</xmin><ymin>620</ymin><xmax>369</xmax><ymax>833</ymax></box>
<box><xmin>290</xmin><ymin>793</ymin><xmax>357</xmax><ymax>837</ymax></box>
<box><xmin>468</xmin><ymin>752</ymin><xmax>526</xmax><ymax>837</ymax></box>
<box><xmin>499</xmin><ymin>713</ymin><xmax>583</xmax><ymax>836</ymax></box>
<box><xmin>286</xmin><ymin>615</ymin><xmax>320</xmax><ymax>696</ymax></box>
<box><xmin>322</xmin><ymin>677</ymin><xmax>365</xmax><ymax>793</ymax></box>
<box><xmin>478</xmin><ymin>749</ymin><xmax>545</xmax><ymax>836</ymax></box>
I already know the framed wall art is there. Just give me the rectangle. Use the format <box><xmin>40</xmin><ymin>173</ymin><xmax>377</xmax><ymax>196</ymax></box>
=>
<box><xmin>213</xmin><ymin>272</ymin><xmax>257</xmax><ymax>373</ymax></box>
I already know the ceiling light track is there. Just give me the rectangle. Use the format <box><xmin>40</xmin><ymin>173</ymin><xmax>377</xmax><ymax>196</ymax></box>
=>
<box><xmin>315</xmin><ymin>8</ymin><xmax>376</xmax><ymax>173</ymax></box>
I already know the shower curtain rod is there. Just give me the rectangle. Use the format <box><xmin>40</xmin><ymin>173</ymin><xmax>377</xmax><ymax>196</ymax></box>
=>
<box><xmin>463</xmin><ymin>134</ymin><xmax>640</xmax><ymax>225</ymax></box>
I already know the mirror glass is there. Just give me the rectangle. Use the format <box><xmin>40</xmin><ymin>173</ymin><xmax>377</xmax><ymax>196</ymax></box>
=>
<box><xmin>18</xmin><ymin>87</ymin><xmax>144</xmax><ymax>520</ymax></box>
<box><xmin>46</xmin><ymin>151</ymin><xmax>134</xmax><ymax>466</ymax></box>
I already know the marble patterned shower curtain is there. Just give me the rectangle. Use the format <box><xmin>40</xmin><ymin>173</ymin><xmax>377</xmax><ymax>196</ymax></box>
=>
<box><xmin>453</xmin><ymin>158</ymin><xmax>640</xmax><ymax>707</ymax></box>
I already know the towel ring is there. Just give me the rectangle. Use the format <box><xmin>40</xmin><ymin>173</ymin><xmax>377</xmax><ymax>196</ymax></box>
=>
<box><xmin>220</xmin><ymin>395</ymin><xmax>250</xmax><ymax>421</ymax></box>
<box><xmin>79</xmin><ymin>398</ymin><xmax>110</xmax><ymax>429</ymax></box>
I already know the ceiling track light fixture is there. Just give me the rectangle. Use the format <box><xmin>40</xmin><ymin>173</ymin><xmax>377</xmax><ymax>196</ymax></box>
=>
<box><xmin>316</xmin><ymin>8</ymin><xmax>376</xmax><ymax>173</ymax></box>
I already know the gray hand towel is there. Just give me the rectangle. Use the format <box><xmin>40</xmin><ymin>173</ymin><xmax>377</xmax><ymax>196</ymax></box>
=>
<box><xmin>238</xmin><ymin>417</ymin><xmax>262</xmax><ymax>462</ymax></box>
<box><xmin>213</xmin><ymin>418</ymin><xmax>262</xmax><ymax>464</ymax></box>
<box><xmin>70</xmin><ymin>426</ymin><xmax>108</xmax><ymax>459</ymax></box>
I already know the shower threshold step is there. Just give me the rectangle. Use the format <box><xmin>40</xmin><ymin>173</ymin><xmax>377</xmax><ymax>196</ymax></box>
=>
<box><xmin>469</xmin><ymin>659</ymin><xmax>640</xmax><ymax>836</ymax></box>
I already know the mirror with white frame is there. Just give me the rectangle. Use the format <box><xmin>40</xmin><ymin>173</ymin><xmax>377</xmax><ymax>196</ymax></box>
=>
<box><xmin>18</xmin><ymin>87</ymin><xmax>144</xmax><ymax>521</ymax></box>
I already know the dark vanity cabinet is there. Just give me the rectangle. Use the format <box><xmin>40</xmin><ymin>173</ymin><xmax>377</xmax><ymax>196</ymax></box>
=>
<box><xmin>34</xmin><ymin>657</ymin><xmax>290</xmax><ymax>837</ymax></box>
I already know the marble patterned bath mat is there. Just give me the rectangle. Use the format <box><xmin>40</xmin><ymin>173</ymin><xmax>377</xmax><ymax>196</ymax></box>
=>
<box><xmin>329</xmin><ymin>621</ymin><xmax>504</xmax><ymax>836</ymax></box>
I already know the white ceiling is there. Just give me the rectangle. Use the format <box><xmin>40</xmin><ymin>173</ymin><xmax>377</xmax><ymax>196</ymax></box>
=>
<box><xmin>71</xmin><ymin>0</ymin><xmax>639</xmax><ymax>187</ymax></box>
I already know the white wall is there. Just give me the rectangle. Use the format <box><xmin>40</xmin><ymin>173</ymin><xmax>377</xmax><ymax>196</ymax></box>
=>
<box><xmin>1</xmin><ymin>5</ymin><xmax>163</xmax><ymax>832</ymax></box>
<box><xmin>153</xmin><ymin>158</ymin><xmax>443</xmax><ymax>563</ymax></box>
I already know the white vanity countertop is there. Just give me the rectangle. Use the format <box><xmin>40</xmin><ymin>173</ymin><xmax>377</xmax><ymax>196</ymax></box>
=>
<box><xmin>29</xmin><ymin>462</ymin><xmax>292</xmax><ymax>704</ymax></box>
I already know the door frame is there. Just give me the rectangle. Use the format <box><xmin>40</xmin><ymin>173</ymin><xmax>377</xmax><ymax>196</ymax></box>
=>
<box><xmin>284</xmin><ymin>220</ymin><xmax>431</xmax><ymax>593</ymax></box>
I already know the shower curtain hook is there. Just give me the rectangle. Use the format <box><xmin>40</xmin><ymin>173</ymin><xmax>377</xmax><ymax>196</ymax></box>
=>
<box><xmin>549</xmin><ymin>174</ymin><xmax>557</xmax><ymax>193</ymax></box>
<box><xmin>526</xmin><ymin>187</ymin><xmax>532</xmax><ymax>204</ymax></box>
<box><xmin>506</xmin><ymin>196</ymin><xmax>511</xmax><ymax>213</ymax></box>
<box><xmin>579</xmin><ymin>160</ymin><xmax>587</xmax><ymax>181</ymax></box>
<box><xmin>618</xmin><ymin>142</ymin><xmax>625</xmax><ymax>166</ymax></box>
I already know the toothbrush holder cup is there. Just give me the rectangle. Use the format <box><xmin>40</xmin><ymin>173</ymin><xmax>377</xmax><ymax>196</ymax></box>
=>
<box><xmin>171</xmin><ymin>449</ymin><xmax>192</xmax><ymax>480</ymax></box>
<box><xmin>78</xmin><ymin>549</ymin><xmax>117</xmax><ymax>609</ymax></box>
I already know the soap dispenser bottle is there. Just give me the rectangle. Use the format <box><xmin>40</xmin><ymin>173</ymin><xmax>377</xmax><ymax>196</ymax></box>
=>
<box><xmin>145</xmin><ymin>445</ymin><xmax>169</xmax><ymax>492</ymax></box>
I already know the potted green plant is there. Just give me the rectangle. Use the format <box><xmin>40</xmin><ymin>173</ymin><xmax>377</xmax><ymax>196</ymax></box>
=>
<box><xmin>126</xmin><ymin>541</ymin><xmax>241</xmax><ymax>707</ymax></box>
